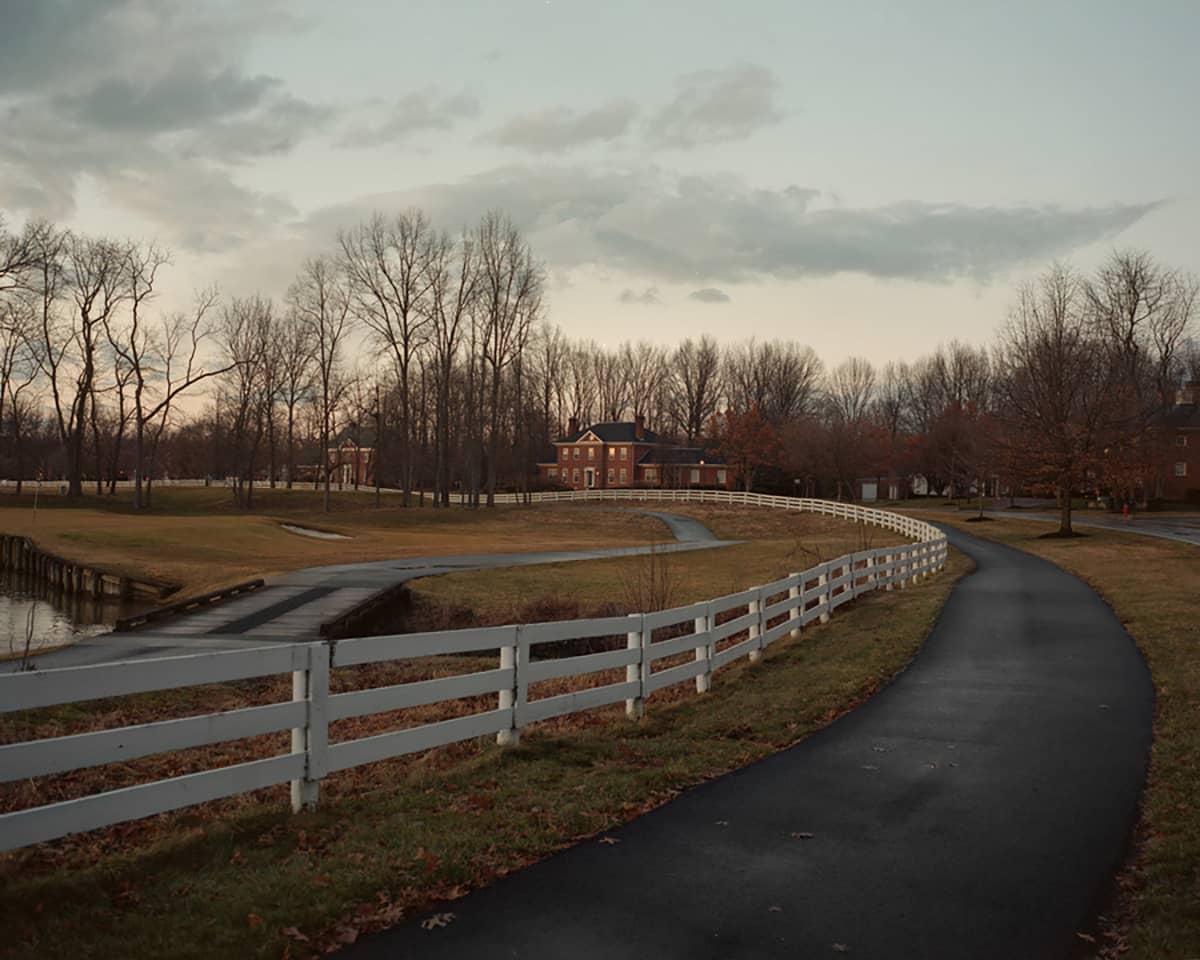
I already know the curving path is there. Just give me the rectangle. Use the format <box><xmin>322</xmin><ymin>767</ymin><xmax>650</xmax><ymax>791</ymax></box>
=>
<box><xmin>4</xmin><ymin>509</ymin><xmax>733</xmax><ymax>670</ymax></box>
<box><xmin>340</xmin><ymin>523</ymin><xmax>1154</xmax><ymax>960</ymax></box>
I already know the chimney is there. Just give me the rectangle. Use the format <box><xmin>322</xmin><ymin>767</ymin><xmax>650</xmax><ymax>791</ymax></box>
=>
<box><xmin>568</xmin><ymin>415</ymin><xmax>580</xmax><ymax>437</ymax></box>
<box><xmin>634</xmin><ymin>413</ymin><xmax>645</xmax><ymax>441</ymax></box>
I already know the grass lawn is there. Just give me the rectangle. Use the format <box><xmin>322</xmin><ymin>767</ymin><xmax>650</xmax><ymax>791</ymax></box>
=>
<box><xmin>0</xmin><ymin>489</ymin><xmax>663</xmax><ymax>597</ymax></box>
<box><xmin>409</xmin><ymin>505</ymin><xmax>909</xmax><ymax>626</ymax></box>
<box><xmin>0</xmin><ymin>509</ymin><xmax>962</xmax><ymax>959</ymax></box>
<box><xmin>921</xmin><ymin>511</ymin><xmax>1200</xmax><ymax>960</ymax></box>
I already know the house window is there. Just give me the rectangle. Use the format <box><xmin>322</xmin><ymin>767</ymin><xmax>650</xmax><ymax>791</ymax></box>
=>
<box><xmin>690</xmin><ymin>468</ymin><xmax>700</xmax><ymax>484</ymax></box>
<box><xmin>1177</xmin><ymin>435</ymin><xmax>1189</xmax><ymax>447</ymax></box>
<box><xmin>573</xmin><ymin>447</ymin><xmax>580</xmax><ymax>459</ymax></box>
<box><xmin>1175</xmin><ymin>462</ymin><xmax>1188</xmax><ymax>477</ymax></box>
<box><xmin>573</xmin><ymin>468</ymin><xmax>580</xmax><ymax>483</ymax></box>
<box><xmin>561</xmin><ymin>448</ymin><xmax>569</xmax><ymax>461</ymax></box>
<box><xmin>620</xmin><ymin>468</ymin><xmax>627</xmax><ymax>483</ymax></box>
<box><xmin>716</xmin><ymin>469</ymin><xmax>726</xmax><ymax>484</ymax></box>
<box><xmin>548</xmin><ymin>468</ymin><xmax>556</xmax><ymax>478</ymax></box>
<box><xmin>644</xmin><ymin>468</ymin><xmax>657</xmax><ymax>481</ymax></box>
<box><xmin>607</xmin><ymin>469</ymin><xmax>614</xmax><ymax>483</ymax></box>
<box><xmin>588</xmin><ymin>447</ymin><xmax>595</xmax><ymax>460</ymax></box>
<box><xmin>621</xmin><ymin>447</ymin><xmax>627</xmax><ymax>460</ymax></box>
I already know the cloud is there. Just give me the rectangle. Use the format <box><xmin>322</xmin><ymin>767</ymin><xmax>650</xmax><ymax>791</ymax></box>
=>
<box><xmin>485</xmin><ymin>100</ymin><xmax>637</xmax><ymax>153</ymax></box>
<box><xmin>341</xmin><ymin>90</ymin><xmax>480</xmax><ymax>148</ymax></box>
<box><xmin>304</xmin><ymin>164</ymin><xmax>1158</xmax><ymax>286</ymax></box>
<box><xmin>0</xmin><ymin>0</ymin><xmax>322</xmax><ymax>251</ymax></box>
<box><xmin>649</xmin><ymin>64</ymin><xmax>781</xmax><ymax>148</ymax></box>
<box><xmin>688</xmin><ymin>287</ymin><xmax>730</xmax><ymax>303</ymax></box>
<box><xmin>618</xmin><ymin>286</ymin><xmax>661</xmax><ymax>305</ymax></box>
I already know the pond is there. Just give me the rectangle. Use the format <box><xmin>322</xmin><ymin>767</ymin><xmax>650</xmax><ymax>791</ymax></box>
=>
<box><xmin>0</xmin><ymin>571</ymin><xmax>157</xmax><ymax>661</ymax></box>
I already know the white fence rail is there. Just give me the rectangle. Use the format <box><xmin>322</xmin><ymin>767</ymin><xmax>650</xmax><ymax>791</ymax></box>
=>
<box><xmin>0</xmin><ymin>492</ymin><xmax>946</xmax><ymax>853</ymax></box>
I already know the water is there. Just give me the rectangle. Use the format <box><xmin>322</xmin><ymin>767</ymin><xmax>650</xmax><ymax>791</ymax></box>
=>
<box><xmin>0</xmin><ymin>571</ymin><xmax>156</xmax><ymax>659</ymax></box>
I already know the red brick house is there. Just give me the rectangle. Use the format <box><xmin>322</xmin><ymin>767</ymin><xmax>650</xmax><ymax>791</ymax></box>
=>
<box><xmin>328</xmin><ymin>435</ymin><xmax>375</xmax><ymax>488</ymax></box>
<box><xmin>1153</xmin><ymin>381</ymin><xmax>1199</xmax><ymax>502</ymax></box>
<box><xmin>538</xmin><ymin>415</ymin><xmax>734</xmax><ymax>491</ymax></box>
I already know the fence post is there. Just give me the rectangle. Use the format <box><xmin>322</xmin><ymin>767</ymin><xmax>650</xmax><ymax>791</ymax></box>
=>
<box><xmin>818</xmin><ymin>564</ymin><xmax>832</xmax><ymax>623</ymax></box>
<box><xmin>625</xmin><ymin>614</ymin><xmax>645</xmax><ymax>720</ymax></box>
<box><xmin>291</xmin><ymin>641</ymin><xmax>330</xmax><ymax>814</ymax></box>
<box><xmin>694</xmin><ymin>609</ymin><xmax>712</xmax><ymax>693</ymax></box>
<box><xmin>788</xmin><ymin>572</ymin><xmax>801</xmax><ymax>639</ymax></box>
<box><xmin>497</xmin><ymin>627</ymin><xmax>521</xmax><ymax>747</ymax></box>
<box><xmin>748</xmin><ymin>588</ymin><xmax>764</xmax><ymax>662</ymax></box>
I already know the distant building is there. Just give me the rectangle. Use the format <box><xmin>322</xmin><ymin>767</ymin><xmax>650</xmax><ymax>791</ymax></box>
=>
<box><xmin>1153</xmin><ymin>381</ymin><xmax>1199</xmax><ymax>502</ymax></box>
<box><xmin>327</xmin><ymin>431</ymin><xmax>375</xmax><ymax>488</ymax></box>
<box><xmin>538</xmin><ymin>415</ymin><xmax>734</xmax><ymax>491</ymax></box>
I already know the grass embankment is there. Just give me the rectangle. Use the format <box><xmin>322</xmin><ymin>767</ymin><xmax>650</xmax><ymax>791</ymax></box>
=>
<box><xmin>926</xmin><ymin>512</ymin><xmax>1199</xmax><ymax>960</ymax></box>
<box><xmin>0</xmin><ymin>511</ymin><xmax>962</xmax><ymax>959</ymax></box>
<box><xmin>0</xmin><ymin>488</ymin><xmax>662</xmax><ymax>597</ymax></box>
<box><xmin>409</xmin><ymin>505</ymin><xmax>907</xmax><ymax>626</ymax></box>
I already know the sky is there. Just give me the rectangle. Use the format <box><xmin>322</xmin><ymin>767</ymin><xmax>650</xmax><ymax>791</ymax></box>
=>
<box><xmin>1</xmin><ymin>0</ymin><xmax>1196</xmax><ymax>367</ymax></box>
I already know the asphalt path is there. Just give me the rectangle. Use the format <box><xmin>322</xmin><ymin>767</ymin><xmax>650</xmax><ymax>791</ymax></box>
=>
<box><xmin>340</xmin><ymin>523</ymin><xmax>1154</xmax><ymax>960</ymax></box>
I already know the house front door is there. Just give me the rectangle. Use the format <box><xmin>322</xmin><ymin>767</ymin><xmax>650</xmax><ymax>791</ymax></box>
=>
<box><xmin>585</xmin><ymin>468</ymin><xmax>595</xmax><ymax>489</ymax></box>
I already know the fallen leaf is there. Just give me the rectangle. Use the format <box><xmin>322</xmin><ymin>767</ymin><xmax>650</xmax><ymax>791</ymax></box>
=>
<box><xmin>715</xmin><ymin>820</ymin><xmax>729</xmax><ymax>827</ymax></box>
<box><xmin>421</xmin><ymin>913</ymin><xmax>456</xmax><ymax>931</ymax></box>
<box><xmin>790</xmin><ymin>832</ymin><xmax>815</xmax><ymax>840</ymax></box>
<box><xmin>282</xmin><ymin>926</ymin><xmax>310</xmax><ymax>943</ymax></box>
<box><xmin>832</xmin><ymin>944</ymin><xmax>849</xmax><ymax>953</ymax></box>
<box><xmin>247</xmin><ymin>913</ymin><xmax>263</xmax><ymax>930</ymax></box>
<box><xmin>768</xmin><ymin>905</ymin><xmax>783</xmax><ymax>913</ymax></box>
<box><xmin>1076</xmin><ymin>932</ymin><xmax>1097</xmax><ymax>943</ymax></box>
<box><xmin>861</xmin><ymin>764</ymin><xmax>878</xmax><ymax>771</ymax></box>
<box><xmin>598</xmin><ymin>837</ymin><xmax>621</xmax><ymax>845</ymax></box>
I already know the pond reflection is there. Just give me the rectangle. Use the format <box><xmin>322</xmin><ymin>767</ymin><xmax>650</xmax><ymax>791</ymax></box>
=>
<box><xmin>0</xmin><ymin>571</ymin><xmax>156</xmax><ymax>659</ymax></box>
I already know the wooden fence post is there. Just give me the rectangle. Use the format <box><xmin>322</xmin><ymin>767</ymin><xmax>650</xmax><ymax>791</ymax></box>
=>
<box><xmin>818</xmin><ymin>565</ymin><xmax>832</xmax><ymax>623</ymax></box>
<box><xmin>694</xmin><ymin>609</ymin><xmax>712</xmax><ymax>693</ymax></box>
<box><xmin>788</xmin><ymin>573</ymin><xmax>801</xmax><ymax>639</ymax></box>
<box><xmin>290</xmin><ymin>642</ymin><xmax>329</xmax><ymax>813</ymax></box>
<box><xmin>625</xmin><ymin>614</ymin><xmax>645</xmax><ymax>720</ymax></box>
<box><xmin>748</xmin><ymin>589</ymin><xmax>764</xmax><ymax>662</ymax></box>
<box><xmin>497</xmin><ymin>627</ymin><xmax>521</xmax><ymax>747</ymax></box>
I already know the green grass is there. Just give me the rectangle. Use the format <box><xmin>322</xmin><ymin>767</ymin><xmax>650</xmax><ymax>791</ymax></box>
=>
<box><xmin>923</xmin><ymin>513</ymin><xmax>1200</xmax><ymax>959</ymax></box>
<box><xmin>0</xmin><ymin>550</ymin><xmax>966</xmax><ymax>959</ymax></box>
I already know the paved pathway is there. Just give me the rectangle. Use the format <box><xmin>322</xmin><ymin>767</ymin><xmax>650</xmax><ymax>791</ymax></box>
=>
<box><xmin>6</xmin><ymin>510</ymin><xmax>731</xmax><ymax>670</ymax></box>
<box><xmin>977</xmin><ymin>508</ymin><xmax>1200</xmax><ymax>546</ymax></box>
<box><xmin>340</xmin><ymin>524</ymin><xmax>1154</xmax><ymax>960</ymax></box>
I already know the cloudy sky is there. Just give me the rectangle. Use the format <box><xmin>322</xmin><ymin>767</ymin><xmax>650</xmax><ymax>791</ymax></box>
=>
<box><xmin>1</xmin><ymin>0</ymin><xmax>1195</xmax><ymax>365</ymax></box>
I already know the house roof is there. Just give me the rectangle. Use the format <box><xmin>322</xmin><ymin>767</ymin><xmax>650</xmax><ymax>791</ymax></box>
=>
<box><xmin>1161</xmin><ymin>402</ymin><xmax>1200</xmax><ymax>430</ymax></box>
<box><xmin>555</xmin><ymin>421</ymin><xmax>659</xmax><ymax>444</ymax></box>
<box><xmin>637</xmin><ymin>446</ymin><xmax>726</xmax><ymax>466</ymax></box>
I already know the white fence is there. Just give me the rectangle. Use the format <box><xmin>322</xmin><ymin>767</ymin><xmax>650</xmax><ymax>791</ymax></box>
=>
<box><xmin>0</xmin><ymin>492</ymin><xmax>946</xmax><ymax>853</ymax></box>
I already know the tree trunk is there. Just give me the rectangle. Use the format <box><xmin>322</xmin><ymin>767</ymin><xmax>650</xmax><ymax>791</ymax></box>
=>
<box><xmin>1058</xmin><ymin>473</ymin><xmax>1073</xmax><ymax>535</ymax></box>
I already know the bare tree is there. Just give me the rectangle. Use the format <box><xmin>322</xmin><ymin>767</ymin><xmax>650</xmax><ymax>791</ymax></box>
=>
<box><xmin>32</xmin><ymin>231</ymin><xmax>131</xmax><ymax>497</ymax></box>
<box><xmin>427</xmin><ymin>227</ymin><xmax>479</xmax><ymax>506</ymax></box>
<box><xmin>219</xmin><ymin>296</ymin><xmax>273</xmax><ymax>508</ymax></box>
<box><xmin>994</xmin><ymin>264</ymin><xmax>1118</xmax><ymax>534</ymax></box>
<box><xmin>276</xmin><ymin>309</ymin><xmax>315</xmax><ymax>489</ymax></box>
<box><xmin>477</xmin><ymin>212</ymin><xmax>543</xmax><ymax>506</ymax></box>
<box><xmin>670</xmin><ymin>336</ymin><xmax>723</xmax><ymax>443</ymax></box>
<box><xmin>623</xmin><ymin>341</ymin><xmax>668</xmax><ymax>428</ymax></box>
<box><xmin>340</xmin><ymin>211</ymin><xmax>433</xmax><ymax>506</ymax></box>
<box><xmin>289</xmin><ymin>256</ymin><xmax>353</xmax><ymax>511</ymax></box>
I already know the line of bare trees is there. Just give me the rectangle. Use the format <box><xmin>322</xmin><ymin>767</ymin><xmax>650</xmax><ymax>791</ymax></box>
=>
<box><xmin>3</xmin><ymin>208</ymin><xmax>1197</xmax><ymax>530</ymax></box>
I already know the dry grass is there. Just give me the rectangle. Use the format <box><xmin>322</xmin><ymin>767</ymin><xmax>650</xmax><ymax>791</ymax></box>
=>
<box><xmin>409</xmin><ymin>505</ymin><xmax>909</xmax><ymax>623</ymax></box>
<box><xmin>922</xmin><ymin>511</ymin><xmax>1200</xmax><ymax>960</ymax></box>
<box><xmin>0</xmin><ymin>490</ymin><xmax>663</xmax><ymax>597</ymax></box>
